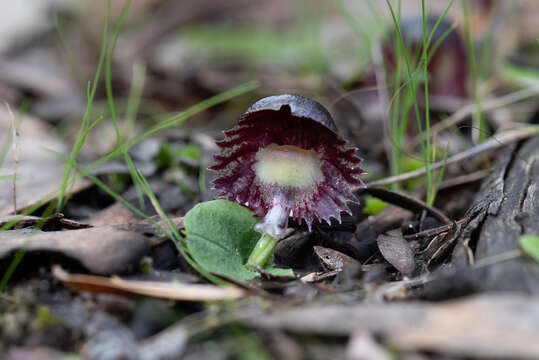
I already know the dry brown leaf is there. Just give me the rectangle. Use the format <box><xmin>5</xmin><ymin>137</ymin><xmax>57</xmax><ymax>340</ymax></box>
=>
<box><xmin>89</xmin><ymin>202</ymin><xmax>143</xmax><ymax>227</ymax></box>
<box><xmin>0</xmin><ymin>108</ymin><xmax>90</xmax><ymax>216</ymax></box>
<box><xmin>377</xmin><ymin>231</ymin><xmax>415</xmax><ymax>276</ymax></box>
<box><xmin>53</xmin><ymin>266</ymin><xmax>246</xmax><ymax>301</ymax></box>
<box><xmin>0</xmin><ymin>225</ymin><xmax>150</xmax><ymax>274</ymax></box>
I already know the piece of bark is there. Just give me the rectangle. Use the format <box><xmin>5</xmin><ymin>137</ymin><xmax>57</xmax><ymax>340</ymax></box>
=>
<box><xmin>250</xmin><ymin>294</ymin><xmax>539</xmax><ymax>359</ymax></box>
<box><xmin>451</xmin><ymin>136</ymin><xmax>539</xmax><ymax>292</ymax></box>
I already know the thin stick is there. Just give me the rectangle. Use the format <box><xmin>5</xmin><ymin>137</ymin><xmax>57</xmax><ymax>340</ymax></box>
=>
<box><xmin>437</xmin><ymin>169</ymin><xmax>488</xmax><ymax>191</ymax></box>
<box><xmin>367</xmin><ymin>126</ymin><xmax>538</xmax><ymax>188</ymax></box>
<box><xmin>404</xmin><ymin>217</ymin><xmax>469</xmax><ymax>240</ymax></box>
<box><xmin>412</xmin><ymin>85</ymin><xmax>539</xmax><ymax>147</ymax></box>
<box><xmin>355</xmin><ymin>187</ymin><xmax>451</xmax><ymax>225</ymax></box>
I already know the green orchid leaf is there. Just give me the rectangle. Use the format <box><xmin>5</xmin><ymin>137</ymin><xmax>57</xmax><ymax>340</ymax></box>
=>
<box><xmin>184</xmin><ymin>199</ymin><xmax>292</xmax><ymax>281</ymax></box>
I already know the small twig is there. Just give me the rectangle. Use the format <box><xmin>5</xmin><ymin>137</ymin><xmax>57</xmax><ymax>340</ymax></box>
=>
<box><xmin>412</xmin><ymin>84</ymin><xmax>539</xmax><ymax>147</ymax></box>
<box><xmin>404</xmin><ymin>217</ymin><xmax>469</xmax><ymax>240</ymax></box>
<box><xmin>437</xmin><ymin>169</ymin><xmax>488</xmax><ymax>191</ymax></box>
<box><xmin>367</xmin><ymin>127</ymin><xmax>539</xmax><ymax>188</ymax></box>
<box><xmin>355</xmin><ymin>187</ymin><xmax>451</xmax><ymax>225</ymax></box>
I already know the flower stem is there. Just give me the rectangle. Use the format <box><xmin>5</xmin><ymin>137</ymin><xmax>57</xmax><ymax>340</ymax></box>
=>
<box><xmin>247</xmin><ymin>233</ymin><xmax>278</xmax><ymax>267</ymax></box>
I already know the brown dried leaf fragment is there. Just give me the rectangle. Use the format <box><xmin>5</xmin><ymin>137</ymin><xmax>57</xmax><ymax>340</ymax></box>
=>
<box><xmin>377</xmin><ymin>230</ymin><xmax>415</xmax><ymax>277</ymax></box>
<box><xmin>53</xmin><ymin>266</ymin><xmax>245</xmax><ymax>301</ymax></box>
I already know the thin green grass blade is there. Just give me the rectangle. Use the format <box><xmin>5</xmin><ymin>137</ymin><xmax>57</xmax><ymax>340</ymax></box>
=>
<box><xmin>59</xmin><ymin>153</ymin><xmax>228</xmax><ymax>286</ymax></box>
<box><xmin>390</xmin><ymin>0</ymin><xmax>403</xmax><ymax>187</ymax></box>
<box><xmin>102</xmin><ymin>0</ymin><xmax>146</xmax><ymax>209</ymax></box>
<box><xmin>386</xmin><ymin>0</ymin><xmax>454</xmax><ymax>203</ymax></box>
<box><xmin>86</xmin><ymin>80</ymin><xmax>258</xmax><ymax>173</ymax></box>
<box><xmin>427</xmin><ymin>23</ymin><xmax>456</xmax><ymax>65</ymax></box>
<box><xmin>87</xmin><ymin>115</ymin><xmax>104</xmax><ymax>132</ymax></box>
<box><xmin>421</xmin><ymin>0</ymin><xmax>433</xmax><ymax>202</ymax></box>
<box><xmin>425</xmin><ymin>0</ymin><xmax>454</xmax><ymax>49</ymax></box>
<box><xmin>0</xmin><ymin>126</ymin><xmax>13</xmax><ymax>168</ymax></box>
<box><xmin>385</xmin><ymin>0</ymin><xmax>428</xmax><ymax>194</ymax></box>
<box><xmin>0</xmin><ymin>101</ymin><xmax>29</xmax><ymax>168</ymax></box>
<box><xmin>0</xmin><ymin>195</ymin><xmax>58</xmax><ymax>232</ymax></box>
<box><xmin>124</xmin><ymin>62</ymin><xmax>146</xmax><ymax>137</ymax></box>
<box><xmin>0</xmin><ymin>249</ymin><xmax>27</xmax><ymax>292</ymax></box>
<box><xmin>135</xmin><ymin>170</ymin><xmax>227</xmax><ymax>285</ymax></box>
<box><xmin>428</xmin><ymin>142</ymin><xmax>450</xmax><ymax>206</ymax></box>
<box><xmin>61</xmin><ymin>156</ymin><xmax>165</xmax><ymax>232</ymax></box>
<box><xmin>57</xmin><ymin>1</ymin><xmax>111</xmax><ymax>211</ymax></box>
<box><xmin>55</xmin><ymin>14</ymin><xmax>84</xmax><ymax>88</ymax></box>
<box><xmin>462</xmin><ymin>0</ymin><xmax>486</xmax><ymax>143</ymax></box>
<box><xmin>105</xmin><ymin>0</ymin><xmax>132</xmax><ymax>141</ymax></box>
<box><xmin>0</xmin><ymin>201</ymin><xmax>57</xmax><ymax>291</ymax></box>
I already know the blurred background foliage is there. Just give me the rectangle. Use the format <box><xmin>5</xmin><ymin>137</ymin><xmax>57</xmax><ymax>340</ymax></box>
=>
<box><xmin>1</xmin><ymin>0</ymin><xmax>539</xmax><ymax>216</ymax></box>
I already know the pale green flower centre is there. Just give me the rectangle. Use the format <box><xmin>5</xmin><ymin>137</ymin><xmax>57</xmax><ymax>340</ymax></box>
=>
<box><xmin>254</xmin><ymin>144</ymin><xmax>323</xmax><ymax>188</ymax></box>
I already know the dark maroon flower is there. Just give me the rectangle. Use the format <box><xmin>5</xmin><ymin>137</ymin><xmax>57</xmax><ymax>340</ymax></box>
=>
<box><xmin>210</xmin><ymin>94</ymin><xmax>366</xmax><ymax>238</ymax></box>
